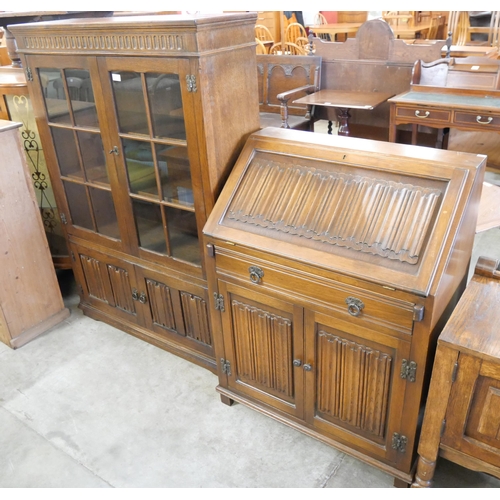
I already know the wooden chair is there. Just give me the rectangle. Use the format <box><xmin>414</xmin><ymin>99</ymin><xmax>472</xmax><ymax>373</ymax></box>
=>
<box><xmin>314</xmin><ymin>12</ymin><xmax>330</xmax><ymax>41</ymax></box>
<box><xmin>255</xmin><ymin>38</ymin><xmax>267</xmax><ymax>55</ymax></box>
<box><xmin>489</xmin><ymin>11</ymin><xmax>500</xmax><ymax>47</ymax></box>
<box><xmin>285</xmin><ymin>22</ymin><xmax>307</xmax><ymax>45</ymax></box>
<box><xmin>255</xmin><ymin>24</ymin><xmax>274</xmax><ymax>44</ymax></box>
<box><xmin>256</xmin><ymin>53</ymin><xmax>321</xmax><ymax>130</ymax></box>
<box><xmin>448</xmin><ymin>11</ymin><xmax>471</xmax><ymax>45</ymax></box>
<box><xmin>382</xmin><ymin>11</ymin><xmax>415</xmax><ymax>27</ymax></box>
<box><xmin>269</xmin><ymin>42</ymin><xmax>307</xmax><ymax>56</ymax></box>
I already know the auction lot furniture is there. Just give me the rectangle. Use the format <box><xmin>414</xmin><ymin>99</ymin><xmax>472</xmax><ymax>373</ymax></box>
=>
<box><xmin>413</xmin><ymin>256</ymin><xmax>500</xmax><ymax>487</ymax></box>
<box><xmin>0</xmin><ymin>119</ymin><xmax>69</xmax><ymax>348</ymax></box>
<box><xmin>203</xmin><ymin>127</ymin><xmax>485</xmax><ymax>487</ymax></box>
<box><xmin>9</xmin><ymin>13</ymin><xmax>261</xmax><ymax>372</ymax></box>
<box><xmin>389</xmin><ymin>57</ymin><xmax>500</xmax><ymax>147</ymax></box>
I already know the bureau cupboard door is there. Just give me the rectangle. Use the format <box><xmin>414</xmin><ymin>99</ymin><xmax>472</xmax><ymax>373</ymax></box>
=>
<box><xmin>97</xmin><ymin>57</ymin><xmax>205</xmax><ymax>274</ymax></box>
<box><xmin>217</xmin><ymin>280</ymin><xmax>305</xmax><ymax>419</ymax></box>
<box><xmin>24</xmin><ymin>55</ymin><xmax>126</xmax><ymax>254</ymax></box>
<box><xmin>304</xmin><ymin>309</ymin><xmax>412</xmax><ymax>465</ymax></box>
<box><xmin>70</xmin><ymin>243</ymin><xmax>144</xmax><ymax>327</ymax></box>
<box><xmin>135</xmin><ymin>266</ymin><xmax>213</xmax><ymax>357</ymax></box>
<box><xmin>441</xmin><ymin>353</ymin><xmax>500</xmax><ymax>468</ymax></box>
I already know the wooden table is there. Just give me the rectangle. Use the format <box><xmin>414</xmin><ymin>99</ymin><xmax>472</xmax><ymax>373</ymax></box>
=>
<box><xmin>294</xmin><ymin>89</ymin><xmax>394</xmax><ymax>136</ymax></box>
<box><xmin>441</xmin><ymin>44</ymin><xmax>499</xmax><ymax>58</ymax></box>
<box><xmin>391</xmin><ymin>24</ymin><xmax>431</xmax><ymax>39</ymax></box>
<box><xmin>309</xmin><ymin>23</ymin><xmax>362</xmax><ymax>41</ymax></box>
<box><xmin>412</xmin><ymin>256</ymin><xmax>500</xmax><ymax>487</ymax></box>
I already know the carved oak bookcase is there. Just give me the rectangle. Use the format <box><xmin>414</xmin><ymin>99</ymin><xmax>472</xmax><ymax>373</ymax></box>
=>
<box><xmin>203</xmin><ymin>128</ymin><xmax>485</xmax><ymax>485</ymax></box>
<box><xmin>9</xmin><ymin>13</ymin><xmax>261</xmax><ymax>371</ymax></box>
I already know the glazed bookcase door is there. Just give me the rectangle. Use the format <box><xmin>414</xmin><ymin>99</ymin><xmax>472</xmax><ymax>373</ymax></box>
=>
<box><xmin>217</xmin><ymin>280</ymin><xmax>305</xmax><ymax>419</ymax></box>
<box><xmin>25</xmin><ymin>54</ymin><xmax>126</xmax><ymax>253</ymax></box>
<box><xmin>304</xmin><ymin>309</ymin><xmax>412</xmax><ymax>465</ymax></box>
<box><xmin>98</xmin><ymin>57</ymin><xmax>204</xmax><ymax>274</ymax></box>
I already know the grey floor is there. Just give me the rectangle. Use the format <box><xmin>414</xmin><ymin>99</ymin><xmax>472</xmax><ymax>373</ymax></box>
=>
<box><xmin>2</xmin><ymin>126</ymin><xmax>500</xmax><ymax>489</ymax></box>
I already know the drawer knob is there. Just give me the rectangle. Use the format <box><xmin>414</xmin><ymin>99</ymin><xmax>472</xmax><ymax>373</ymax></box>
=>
<box><xmin>293</xmin><ymin>359</ymin><xmax>302</xmax><ymax>367</ymax></box>
<box><xmin>303</xmin><ymin>364</ymin><xmax>313</xmax><ymax>372</ymax></box>
<box><xmin>476</xmin><ymin>115</ymin><xmax>493</xmax><ymax>125</ymax></box>
<box><xmin>249</xmin><ymin>266</ymin><xmax>264</xmax><ymax>284</ymax></box>
<box><xmin>345</xmin><ymin>296</ymin><xmax>365</xmax><ymax>317</ymax></box>
<box><xmin>415</xmin><ymin>110</ymin><xmax>430</xmax><ymax>118</ymax></box>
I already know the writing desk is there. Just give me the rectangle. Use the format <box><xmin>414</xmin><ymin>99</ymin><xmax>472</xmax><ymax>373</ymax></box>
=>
<box><xmin>309</xmin><ymin>23</ymin><xmax>362</xmax><ymax>41</ymax></box>
<box><xmin>294</xmin><ymin>89</ymin><xmax>394</xmax><ymax>136</ymax></box>
<box><xmin>389</xmin><ymin>58</ymin><xmax>500</xmax><ymax>146</ymax></box>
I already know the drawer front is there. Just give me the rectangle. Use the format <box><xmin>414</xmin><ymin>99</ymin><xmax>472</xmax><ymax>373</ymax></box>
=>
<box><xmin>454</xmin><ymin>111</ymin><xmax>500</xmax><ymax>129</ymax></box>
<box><xmin>396</xmin><ymin>105</ymin><xmax>451</xmax><ymax>123</ymax></box>
<box><xmin>214</xmin><ymin>248</ymin><xmax>416</xmax><ymax>337</ymax></box>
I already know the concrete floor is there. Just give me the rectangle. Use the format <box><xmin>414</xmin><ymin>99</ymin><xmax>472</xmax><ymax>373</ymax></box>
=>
<box><xmin>1</xmin><ymin>131</ymin><xmax>500</xmax><ymax>488</ymax></box>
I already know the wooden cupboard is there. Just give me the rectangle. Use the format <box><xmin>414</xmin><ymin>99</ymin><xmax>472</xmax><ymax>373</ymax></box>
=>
<box><xmin>203</xmin><ymin>127</ymin><xmax>486</xmax><ymax>485</ymax></box>
<box><xmin>9</xmin><ymin>13</ymin><xmax>261</xmax><ymax>371</ymax></box>
<box><xmin>413</xmin><ymin>256</ymin><xmax>500</xmax><ymax>487</ymax></box>
<box><xmin>0</xmin><ymin>119</ymin><xmax>69</xmax><ymax>348</ymax></box>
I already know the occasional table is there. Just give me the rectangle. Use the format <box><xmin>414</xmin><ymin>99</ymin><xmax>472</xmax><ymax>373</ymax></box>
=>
<box><xmin>294</xmin><ymin>89</ymin><xmax>394</xmax><ymax>136</ymax></box>
<box><xmin>309</xmin><ymin>23</ymin><xmax>362</xmax><ymax>41</ymax></box>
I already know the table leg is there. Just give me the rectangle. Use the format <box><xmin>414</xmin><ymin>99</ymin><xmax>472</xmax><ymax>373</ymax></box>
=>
<box><xmin>337</xmin><ymin>108</ymin><xmax>351</xmax><ymax>136</ymax></box>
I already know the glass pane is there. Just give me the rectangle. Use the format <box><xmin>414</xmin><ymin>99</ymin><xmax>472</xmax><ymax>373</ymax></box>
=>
<box><xmin>122</xmin><ymin>139</ymin><xmax>158</xmax><ymax>198</ymax></box>
<box><xmin>166</xmin><ymin>207</ymin><xmax>200</xmax><ymax>265</ymax></box>
<box><xmin>78</xmin><ymin>131</ymin><xmax>109</xmax><ymax>185</ymax></box>
<box><xmin>111</xmin><ymin>71</ymin><xmax>149</xmax><ymax>135</ymax></box>
<box><xmin>146</xmin><ymin>73</ymin><xmax>186</xmax><ymax>140</ymax></box>
<box><xmin>89</xmin><ymin>187</ymin><xmax>120</xmax><ymax>239</ymax></box>
<box><xmin>156</xmin><ymin>144</ymin><xmax>193</xmax><ymax>207</ymax></box>
<box><xmin>39</xmin><ymin>68</ymin><xmax>71</xmax><ymax>124</ymax></box>
<box><xmin>65</xmin><ymin>69</ymin><xmax>99</xmax><ymax>128</ymax></box>
<box><xmin>63</xmin><ymin>181</ymin><xmax>93</xmax><ymax>230</ymax></box>
<box><xmin>52</xmin><ymin>127</ymin><xmax>82</xmax><ymax>179</ymax></box>
<box><xmin>132</xmin><ymin>200</ymin><xmax>167</xmax><ymax>253</ymax></box>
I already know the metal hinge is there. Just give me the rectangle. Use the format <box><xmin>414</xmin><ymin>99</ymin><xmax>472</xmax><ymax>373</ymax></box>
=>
<box><xmin>392</xmin><ymin>433</ymin><xmax>408</xmax><ymax>453</ymax></box>
<box><xmin>206</xmin><ymin>244</ymin><xmax>215</xmax><ymax>258</ymax></box>
<box><xmin>220</xmin><ymin>358</ymin><xmax>231</xmax><ymax>376</ymax></box>
<box><xmin>186</xmin><ymin>75</ymin><xmax>197</xmax><ymax>92</ymax></box>
<box><xmin>214</xmin><ymin>292</ymin><xmax>225</xmax><ymax>312</ymax></box>
<box><xmin>440</xmin><ymin>419</ymin><xmax>446</xmax><ymax>437</ymax></box>
<box><xmin>451</xmin><ymin>361</ymin><xmax>459</xmax><ymax>383</ymax></box>
<box><xmin>26</xmin><ymin>67</ymin><xmax>33</xmax><ymax>81</ymax></box>
<box><xmin>400</xmin><ymin>359</ymin><xmax>417</xmax><ymax>382</ymax></box>
<box><xmin>60</xmin><ymin>212</ymin><xmax>67</xmax><ymax>224</ymax></box>
<box><xmin>71</xmin><ymin>251</ymin><xmax>76</xmax><ymax>262</ymax></box>
<box><xmin>78</xmin><ymin>284</ymin><xmax>84</xmax><ymax>295</ymax></box>
<box><xmin>413</xmin><ymin>305</ymin><xmax>424</xmax><ymax>322</ymax></box>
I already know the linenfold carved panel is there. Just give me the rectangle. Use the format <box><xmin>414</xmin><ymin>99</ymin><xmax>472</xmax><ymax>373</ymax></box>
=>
<box><xmin>225</xmin><ymin>154</ymin><xmax>442</xmax><ymax>264</ymax></box>
<box><xmin>231</xmin><ymin>299</ymin><xmax>294</xmax><ymax>400</ymax></box>
<box><xmin>107</xmin><ymin>264</ymin><xmax>136</xmax><ymax>314</ymax></box>
<box><xmin>317</xmin><ymin>330</ymin><xmax>391</xmax><ymax>438</ymax></box>
<box><xmin>180</xmin><ymin>292</ymin><xmax>212</xmax><ymax>346</ymax></box>
<box><xmin>146</xmin><ymin>279</ymin><xmax>176</xmax><ymax>331</ymax></box>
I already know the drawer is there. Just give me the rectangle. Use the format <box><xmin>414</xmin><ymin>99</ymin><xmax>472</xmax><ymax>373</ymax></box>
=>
<box><xmin>453</xmin><ymin>111</ymin><xmax>500</xmax><ymax>129</ymax></box>
<box><xmin>214</xmin><ymin>247</ymin><xmax>416</xmax><ymax>337</ymax></box>
<box><xmin>395</xmin><ymin>105</ymin><xmax>451</xmax><ymax>123</ymax></box>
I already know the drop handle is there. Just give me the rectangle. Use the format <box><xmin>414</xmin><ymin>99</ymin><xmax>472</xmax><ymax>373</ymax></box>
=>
<box><xmin>109</xmin><ymin>146</ymin><xmax>119</xmax><ymax>155</ymax></box>
<box><xmin>415</xmin><ymin>110</ymin><xmax>430</xmax><ymax>118</ymax></box>
<box><xmin>303</xmin><ymin>364</ymin><xmax>313</xmax><ymax>371</ymax></box>
<box><xmin>476</xmin><ymin>116</ymin><xmax>493</xmax><ymax>125</ymax></box>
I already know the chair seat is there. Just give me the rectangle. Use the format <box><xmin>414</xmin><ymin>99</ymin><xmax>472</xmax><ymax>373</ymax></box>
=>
<box><xmin>259</xmin><ymin>112</ymin><xmax>313</xmax><ymax>131</ymax></box>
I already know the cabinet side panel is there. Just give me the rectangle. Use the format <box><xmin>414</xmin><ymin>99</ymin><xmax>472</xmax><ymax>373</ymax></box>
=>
<box><xmin>317</xmin><ymin>330</ymin><xmax>392</xmax><ymax>439</ymax></box>
<box><xmin>231</xmin><ymin>299</ymin><xmax>294</xmax><ymax>401</ymax></box>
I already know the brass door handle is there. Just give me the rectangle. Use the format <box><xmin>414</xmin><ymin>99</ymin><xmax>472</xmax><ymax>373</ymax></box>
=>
<box><xmin>415</xmin><ymin>110</ymin><xmax>430</xmax><ymax>118</ymax></box>
<box><xmin>476</xmin><ymin>116</ymin><xmax>493</xmax><ymax>125</ymax></box>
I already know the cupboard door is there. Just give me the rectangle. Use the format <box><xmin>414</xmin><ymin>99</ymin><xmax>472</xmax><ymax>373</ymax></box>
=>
<box><xmin>304</xmin><ymin>309</ymin><xmax>412</xmax><ymax>464</ymax></box>
<box><xmin>135</xmin><ymin>266</ymin><xmax>213</xmax><ymax>357</ymax></box>
<box><xmin>442</xmin><ymin>354</ymin><xmax>500</xmax><ymax>468</ymax></box>
<box><xmin>25</xmin><ymin>55</ymin><xmax>125</xmax><ymax>252</ymax></box>
<box><xmin>70</xmin><ymin>243</ymin><xmax>144</xmax><ymax>326</ymax></box>
<box><xmin>217</xmin><ymin>280</ymin><xmax>305</xmax><ymax>419</ymax></box>
<box><xmin>98</xmin><ymin>57</ymin><xmax>204</xmax><ymax>271</ymax></box>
